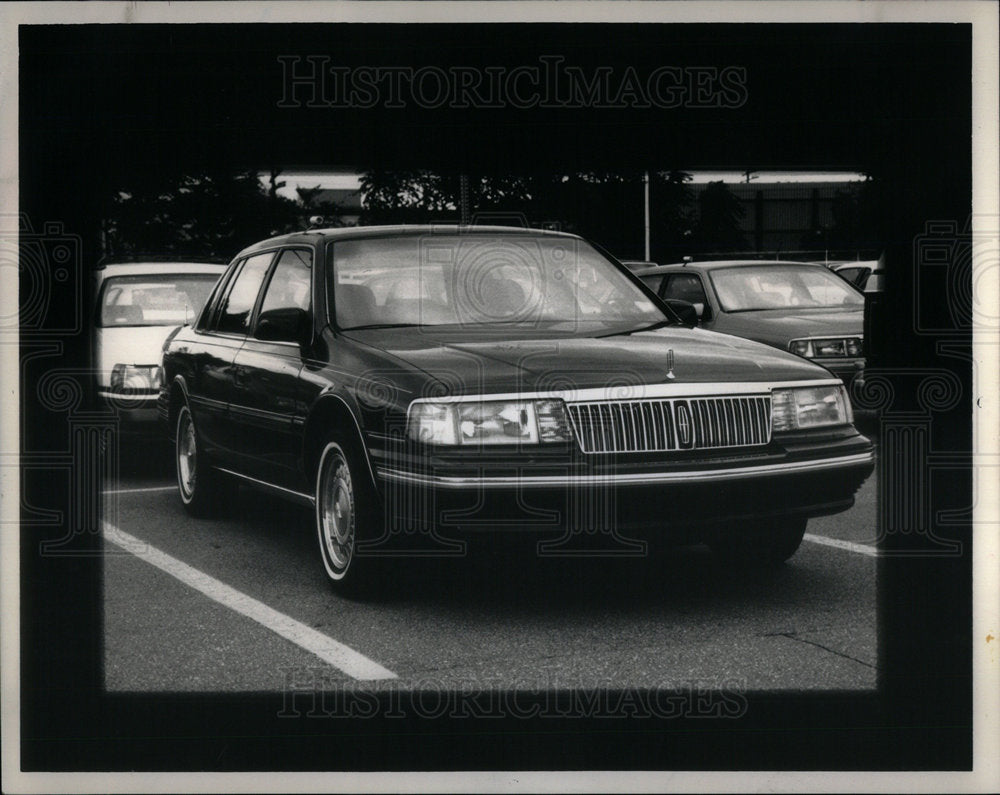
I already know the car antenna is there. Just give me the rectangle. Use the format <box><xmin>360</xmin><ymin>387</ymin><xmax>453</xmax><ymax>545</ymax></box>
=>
<box><xmin>682</xmin><ymin>256</ymin><xmax>692</xmax><ymax>267</ymax></box>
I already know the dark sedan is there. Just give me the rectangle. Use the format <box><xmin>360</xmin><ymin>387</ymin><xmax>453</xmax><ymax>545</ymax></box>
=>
<box><xmin>636</xmin><ymin>260</ymin><xmax>866</xmax><ymax>384</ymax></box>
<box><xmin>159</xmin><ymin>228</ymin><xmax>874</xmax><ymax>593</ymax></box>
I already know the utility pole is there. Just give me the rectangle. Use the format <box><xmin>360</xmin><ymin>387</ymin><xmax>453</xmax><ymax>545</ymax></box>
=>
<box><xmin>643</xmin><ymin>170</ymin><xmax>651</xmax><ymax>261</ymax></box>
<box><xmin>459</xmin><ymin>174</ymin><xmax>470</xmax><ymax>225</ymax></box>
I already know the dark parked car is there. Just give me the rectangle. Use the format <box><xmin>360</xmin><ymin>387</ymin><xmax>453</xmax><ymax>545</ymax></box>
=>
<box><xmin>618</xmin><ymin>259</ymin><xmax>658</xmax><ymax>273</ymax></box>
<box><xmin>159</xmin><ymin>228</ymin><xmax>874</xmax><ymax>592</ymax></box>
<box><xmin>636</xmin><ymin>260</ymin><xmax>865</xmax><ymax>384</ymax></box>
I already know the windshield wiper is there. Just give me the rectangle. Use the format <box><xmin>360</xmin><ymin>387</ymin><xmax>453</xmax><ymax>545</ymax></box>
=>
<box><xmin>597</xmin><ymin>319</ymin><xmax>678</xmax><ymax>338</ymax></box>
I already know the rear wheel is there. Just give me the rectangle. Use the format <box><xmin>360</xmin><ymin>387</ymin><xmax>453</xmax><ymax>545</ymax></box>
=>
<box><xmin>315</xmin><ymin>437</ymin><xmax>384</xmax><ymax>596</ymax></box>
<box><xmin>175</xmin><ymin>404</ymin><xmax>231</xmax><ymax>516</ymax></box>
<box><xmin>708</xmin><ymin>517</ymin><xmax>807</xmax><ymax>565</ymax></box>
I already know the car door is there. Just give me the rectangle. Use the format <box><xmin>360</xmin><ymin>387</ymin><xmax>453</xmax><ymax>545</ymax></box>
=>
<box><xmin>192</xmin><ymin>250</ymin><xmax>277</xmax><ymax>465</ymax></box>
<box><xmin>181</xmin><ymin>258</ymin><xmax>242</xmax><ymax>458</ymax></box>
<box><xmin>228</xmin><ymin>247</ymin><xmax>313</xmax><ymax>488</ymax></box>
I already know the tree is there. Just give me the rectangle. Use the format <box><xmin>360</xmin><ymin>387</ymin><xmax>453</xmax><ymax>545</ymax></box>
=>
<box><xmin>359</xmin><ymin>170</ymin><xmax>457</xmax><ymax>224</ymax></box>
<box><xmin>826</xmin><ymin>176</ymin><xmax>883</xmax><ymax>253</ymax></box>
<box><xmin>296</xmin><ymin>185</ymin><xmax>325</xmax><ymax>209</ymax></box>
<box><xmin>690</xmin><ymin>181</ymin><xmax>746</xmax><ymax>253</ymax></box>
<box><xmin>104</xmin><ymin>169</ymin><xmax>302</xmax><ymax>261</ymax></box>
<box><xmin>650</xmin><ymin>170</ymin><xmax>695</xmax><ymax>262</ymax></box>
<box><xmin>356</xmin><ymin>168</ymin><xmax>655</xmax><ymax>257</ymax></box>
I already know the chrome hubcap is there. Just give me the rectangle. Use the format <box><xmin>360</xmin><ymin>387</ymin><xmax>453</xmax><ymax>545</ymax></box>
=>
<box><xmin>178</xmin><ymin>412</ymin><xmax>197</xmax><ymax>498</ymax></box>
<box><xmin>320</xmin><ymin>454</ymin><xmax>354</xmax><ymax>573</ymax></box>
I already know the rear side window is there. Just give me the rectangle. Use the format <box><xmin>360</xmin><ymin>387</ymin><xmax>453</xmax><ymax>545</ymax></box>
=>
<box><xmin>197</xmin><ymin>261</ymin><xmax>239</xmax><ymax>330</ymax></box>
<box><xmin>836</xmin><ymin>267</ymin><xmax>865</xmax><ymax>286</ymax></box>
<box><xmin>215</xmin><ymin>252</ymin><xmax>275</xmax><ymax>335</ymax></box>
<box><xmin>640</xmin><ymin>274</ymin><xmax>665</xmax><ymax>295</ymax></box>
<box><xmin>258</xmin><ymin>248</ymin><xmax>313</xmax><ymax>317</ymax></box>
<box><xmin>663</xmin><ymin>273</ymin><xmax>708</xmax><ymax>305</ymax></box>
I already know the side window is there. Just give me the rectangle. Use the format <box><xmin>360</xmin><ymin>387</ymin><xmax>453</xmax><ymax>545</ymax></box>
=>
<box><xmin>837</xmin><ymin>267</ymin><xmax>863</xmax><ymax>286</ymax></box>
<box><xmin>640</xmin><ymin>274</ymin><xmax>665</xmax><ymax>295</ymax></box>
<box><xmin>216</xmin><ymin>252</ymin><xmax>275</xmax><ymax>335</ymax></box>
<box><xmin>663</xmin><ymin>273</ymin><xmax>711</xmax><ymax>320</ymax></box>
<box><xmin>257</xmin><ymin>248</ymin><xmax>313</xmax><ymax>318</ymax></box>
<box><xmin>663</xmin><ymin>274</ymin><xmax>708</xmax><ymax>305</ymax></box>
<box><xmin>198</xmin><ymin>260</ymin><xmax>240</xmax><ymax>331</ymax></box>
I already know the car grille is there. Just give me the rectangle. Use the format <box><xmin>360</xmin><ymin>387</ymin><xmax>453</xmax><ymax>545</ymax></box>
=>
<box><xmin>566</xmin><ymin>395</ymin><xmax>772</xmax><ymax>454</ymax></box>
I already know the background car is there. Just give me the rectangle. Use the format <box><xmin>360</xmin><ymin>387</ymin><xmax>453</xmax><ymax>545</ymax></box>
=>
<box><xmin>159</xmin><ymin>228</ymin><xmax>874</xmax><ymax>593</ymax></box>
<box><xmin>832</xmin><ymin>260</ymin><xmax>880</xmax><ymax>290</ymax></box>
<box><xmin>93</xmin><ymin>261</ymin><xmax>226</xmax><ymax>425</ymax></box>
<box><xmin>617</xmin><ymin>259</ymin><xmax>658</xmax><ymax>273</ymax></box>
<box><xmin>635</xmin><ymin>260</ymin><xmax>865</xmax><ymax>384</ymax></box>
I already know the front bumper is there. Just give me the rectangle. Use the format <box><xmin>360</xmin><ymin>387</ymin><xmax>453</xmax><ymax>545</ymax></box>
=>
<box><xmin>371</xmin><ymin>431</ymin><xmax>875</xmax><ymax>540</ymax></box>
<box><xmin>97</xmin><ymin>390</ymin><xmax>160</xmax><ymax>426</ymax></box>
<box><xmin>380</xmin><ymin>450</ymin><xmax>872</xmax><ymax>489</ymax></box>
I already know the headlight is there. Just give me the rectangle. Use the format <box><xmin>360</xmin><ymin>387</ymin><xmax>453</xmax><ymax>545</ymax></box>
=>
<box><xmin>771</xmin><ymin>385</ymin><xmax>852</xmax><ymax>431</ymax></box>
<box><xmin>789</xmin><ymin>339</ymin><xmax>812</xmax><ymax>357</ymax></box>
<box><xmin>813</xmin><ymin>339</ymin><xmax>845</xmax><ymax>357</ymax></box>
<box><xmin>408</xmin><ymin>399</ymin><xmax>573</xmax><ymax>446</ymax></box>
<box><xmin>789</xmin><ymin>337</ymin><xmax>864</xmax><ymax>359</ymax></box>
<box><xmin>110</xmin><ymin>364</ymin><xmax>162</xmax><ymax>392</ymax></box>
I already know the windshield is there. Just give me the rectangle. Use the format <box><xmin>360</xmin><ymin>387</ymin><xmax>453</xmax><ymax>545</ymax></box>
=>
<box><xmin>98</xmin><ymin>273</ymin><xmax>221</xmax><ymax>327</ymax></box>
<box><xmin>331</xmin><ymin>234</ymin><xmax>667</xmax><ymax>331</ymax></box>
<box><xmin>708</xmin><ymin>265</ymin><xmax>864</xmax><ymax>313</ymax></box>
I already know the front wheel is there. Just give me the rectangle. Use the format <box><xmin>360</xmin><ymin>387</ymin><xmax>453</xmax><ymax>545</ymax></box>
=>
<box><xmin>315</xmin><ymin>439</ymin><xmax>383</xmax><ymax>596</ymax></box>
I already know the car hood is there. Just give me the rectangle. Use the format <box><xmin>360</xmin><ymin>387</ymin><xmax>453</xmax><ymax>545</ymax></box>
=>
<box><xmin>94</xmin><ymin>324</ymin><xmax>180</xmax><ymax>386</ymax></box>
<box><xmin>717</xmin><ymin>307</ymin><xmax>863</xmax><ymax>349</ymax></box>
<box><xmin>342</xmin><ymin>326</ymin><xmax>833</xmax><ymax>397</ymax></box>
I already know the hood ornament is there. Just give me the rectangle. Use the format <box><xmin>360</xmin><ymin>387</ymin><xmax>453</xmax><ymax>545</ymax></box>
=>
<box><xmin>666</xmin><ymin>349</ymin><xmax>676</xmax><ymax>380</ymax></box>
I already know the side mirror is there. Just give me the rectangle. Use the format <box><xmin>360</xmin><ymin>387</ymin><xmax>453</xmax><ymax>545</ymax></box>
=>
<box><xmin>664</xmin><ymin>298</ymin><xmax>700</xmax><ymax>327</ymax></box>
<box><xmin>256</xmin><ymin>307</ymin><xmax>310</xmax><ymax>346</ymax></box>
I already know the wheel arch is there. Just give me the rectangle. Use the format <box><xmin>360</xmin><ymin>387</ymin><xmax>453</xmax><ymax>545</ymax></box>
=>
<box><xmin>302</xmin><ymin>392</ymin><xmax>379</xmax><ymax>495</ymax></box>
<box><xmin>167</xmin><ymin>376</ymin><xmax>191</xmax><ymax>438</ymax></box>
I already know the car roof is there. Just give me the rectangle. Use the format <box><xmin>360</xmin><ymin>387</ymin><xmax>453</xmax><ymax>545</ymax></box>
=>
<box><xmin>632</xmin><ymin>267</ymin><xmax>669</xmax><ymax>278</ymax></box>
<box><xmin>656</xmin><ymin>259</ymin><xmax>822</xmax><ymax>270</ymax></box>
<box><xmin>236</xmin><ymin>224</ymin><xmax>580</xmax><ymax>258</ymax></box>
<box><xmin>94</xmin><ymin>261</ymin><xmax>228</xmax><ymax>277</ymax></box>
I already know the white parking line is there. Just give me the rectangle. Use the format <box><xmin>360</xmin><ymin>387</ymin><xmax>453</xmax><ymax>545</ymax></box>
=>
<box><xmin>102</xmin><ymin>522</ymin><xmax>397</xmax><ymax>681</ymax></box>
<box><xmin>102</xmin><ymin>485</ymin><xmax>177</xmax><ymax>495</ymax></box>
<box><xmin>803</xmin><ymin>533</ymin><xmax>879</xmax><ymax>557</ymax></box>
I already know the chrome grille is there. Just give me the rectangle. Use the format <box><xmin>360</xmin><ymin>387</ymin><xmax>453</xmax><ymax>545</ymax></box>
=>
<box><xmin>566</xmin><ymin>395</ymin><xmax>771</xmax><ymax>454</ymax></box>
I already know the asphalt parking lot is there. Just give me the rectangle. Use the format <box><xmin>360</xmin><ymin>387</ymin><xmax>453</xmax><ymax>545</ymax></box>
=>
<box><xmin>102</xmin><ymin>418</ymin><xmax>879</xmax><ymax>694</ymax></box>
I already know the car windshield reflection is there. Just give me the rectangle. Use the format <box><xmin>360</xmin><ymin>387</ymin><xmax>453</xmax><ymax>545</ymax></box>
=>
<box><xmin>332</xmin><ymin>234</ymin><xmax>668</xmax><ymax>331</ymax></box>
<box><xmin>709</xmin><ymin>265</ymin><xmax>864</xmax><ymax>313</ymax></box>
<box><xmin>99</xmin><ymin>274</ymin><xmax>221</xmax><ymax>327</ymax></box>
